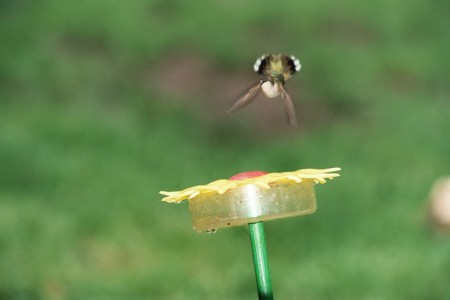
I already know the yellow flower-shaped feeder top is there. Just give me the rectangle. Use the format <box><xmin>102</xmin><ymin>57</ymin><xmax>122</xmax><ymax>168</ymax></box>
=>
<box><xmin>160</xmin><ymin>168</ymin><xmax>340</xmax><ymax>203</ymax></box>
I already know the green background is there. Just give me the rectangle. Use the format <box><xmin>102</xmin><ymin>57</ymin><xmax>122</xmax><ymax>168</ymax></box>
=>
<box><xmin>1</xmin><ymin>1</ymin><xmax>449</xmax><ymax>299</ymax></box>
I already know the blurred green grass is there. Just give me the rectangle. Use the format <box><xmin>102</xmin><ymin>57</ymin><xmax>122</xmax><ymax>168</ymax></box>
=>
<box><xmin>1</xmin><ymin>0</ymin><xmax>449</xmax><ymax>299</ymax></box>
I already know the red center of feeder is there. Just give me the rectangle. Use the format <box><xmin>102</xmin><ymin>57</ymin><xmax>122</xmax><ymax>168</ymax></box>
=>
<box><xmin>229</xmin><ymin>171</ymin><xmax>268</xmax><ymax>181</ymax></box>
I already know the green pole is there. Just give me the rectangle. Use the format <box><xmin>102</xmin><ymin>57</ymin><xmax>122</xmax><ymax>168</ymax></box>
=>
<box><xmin>248</xmin><ymin>222</ymin><xmax>273</xmax><ymax>300</ymax></box>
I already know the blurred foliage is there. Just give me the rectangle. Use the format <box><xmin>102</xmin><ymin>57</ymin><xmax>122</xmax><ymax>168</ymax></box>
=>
<box><xmin>1</xmin><ymin>0</ymin><xmax>449</xmax><ymax>299</ymax></box>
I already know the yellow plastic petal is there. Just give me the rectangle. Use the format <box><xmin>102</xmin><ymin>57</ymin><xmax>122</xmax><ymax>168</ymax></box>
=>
<box><xmin>160</xmin><ymin>168</ymin><xmax>340</xmax><ymax>203</ymax></box>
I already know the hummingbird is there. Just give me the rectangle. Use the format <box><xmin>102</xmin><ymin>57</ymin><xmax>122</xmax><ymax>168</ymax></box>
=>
<box><xmin>228</xmin><ymin>54</ymin><xmax>301</xmax><ymax>127</ymax></box>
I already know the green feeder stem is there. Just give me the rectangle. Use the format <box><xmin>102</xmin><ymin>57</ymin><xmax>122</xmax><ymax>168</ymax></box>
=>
<box><xmin>249</xmin><ymin>221</ymin><xmax>272</xmax><ymax>299</ymax></box>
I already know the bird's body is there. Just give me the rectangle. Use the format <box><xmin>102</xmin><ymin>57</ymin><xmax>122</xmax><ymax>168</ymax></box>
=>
<box><xmin>228</xmin><ymin>54</ymin><xmax>301</xmax><ymax>127</ymax></box>
<box><xmin>260</xmin><ymin>81</ymin><xmax>280</xmax><ymax>98</ymax></box>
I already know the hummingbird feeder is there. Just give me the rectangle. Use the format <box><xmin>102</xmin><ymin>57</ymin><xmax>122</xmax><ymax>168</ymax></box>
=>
<box><xmin>160</xmin><ymin>168</ymin><xmax>340</xmax><ymax>299</ymax></box>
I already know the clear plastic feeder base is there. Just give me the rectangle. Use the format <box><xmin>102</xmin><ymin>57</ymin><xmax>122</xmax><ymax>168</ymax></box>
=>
<box><xmin>188</xmin><ymin>180</ymin><xmax>316</xmax><ymax>232</ymax></box>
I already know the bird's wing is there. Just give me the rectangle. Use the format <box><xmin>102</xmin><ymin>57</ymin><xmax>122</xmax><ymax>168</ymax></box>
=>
<box><xmin>279</xmin><ymin>84</ymin><xmax>298</xmax><ymax>127</ymax></box>
<box><xmin>227</xmin><ymin>82</ymin><xmax>261</xmax><ymax>114</ymax></box>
